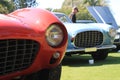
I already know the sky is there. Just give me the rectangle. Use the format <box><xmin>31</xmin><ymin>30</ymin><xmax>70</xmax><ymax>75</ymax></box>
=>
<box><xmin>36</xmin><ymin>0</ymin><xmax>120</xmax><ymax>26</ymax></box>
<box><xmin>36</xmin><ymin>0</ymin><xmax>64</xmax><ymax>9</ymax></box>
<box><xmin>108</xmin><ymin>0</ymin><xmax>120</xmax><ymax>26</ymax></box>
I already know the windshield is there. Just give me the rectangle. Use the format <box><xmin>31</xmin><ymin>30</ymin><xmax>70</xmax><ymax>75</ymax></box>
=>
<box><xmin>54</xmin><ymin>13</ymin><xmax>72</xmax><ymax>23</ymax></box>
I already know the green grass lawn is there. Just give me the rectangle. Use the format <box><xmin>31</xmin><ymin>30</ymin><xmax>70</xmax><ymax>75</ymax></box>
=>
<box><xmin>61</xmin><ymin>52</ymin><xmax>120</xmax><ymax>80</ymax></box>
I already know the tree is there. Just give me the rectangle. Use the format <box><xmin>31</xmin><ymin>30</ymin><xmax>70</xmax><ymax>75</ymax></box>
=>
<box><xmin>13</xmin><ymin>0</ymin><xmax>37</xmax><ymax>10</ymax></box>
<box><xmin>54</xmin><ymin>0</ymin><xmax>94</xmax><ymax>20</ymax></box>
<box><xmin>54</xmin><ymin>0</ymin><xmax>108</xmax><ymax>21</ymax></box>
<box><xmin>0</xmin><ymin>0</ymin><xmax>15</xmax><ymax>14</ymax></box>
<box><xmin>0</xmin><ymin>0</ymin><xmax>38</xmax><ymax>13</ymax></box>
<box><xmin>83</xmin><ymin>0</ymin><xmax>108</xmax><ymax>6</ymax></box>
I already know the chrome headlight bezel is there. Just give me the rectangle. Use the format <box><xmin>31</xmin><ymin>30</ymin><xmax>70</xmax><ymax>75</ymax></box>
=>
<box><xmin>109</xmin><ymin>28</ymin><xmax>116</xmax><ymax>38</ymax></box>
<box><xmin>45</xmin><ymin>24</ymin><xmax>64</xmax><ymax>47</ymax></box>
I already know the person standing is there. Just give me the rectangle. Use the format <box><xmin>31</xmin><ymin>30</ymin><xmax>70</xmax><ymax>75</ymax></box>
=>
<box><xmin>69</xmin><ymin>6</ymin><xmax>79</xmax><ymax>23</ymax></box>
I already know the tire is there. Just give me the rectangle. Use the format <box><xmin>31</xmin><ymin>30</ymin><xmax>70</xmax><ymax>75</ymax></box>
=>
<box><xmin>23</xmin><ymin>63</ymin><xmax>62</xmax><ymax>80</ymax></box>
<box><xmin>91</xmin><ymin>51</ymin><xmax>108</xmax><ymax>61</ymax></box>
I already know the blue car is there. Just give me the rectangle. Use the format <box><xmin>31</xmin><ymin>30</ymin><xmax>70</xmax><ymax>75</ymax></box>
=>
<box><xmin>53</xmin><ymin>12</ymin><xmax>116</xmax><ymax>60</ymax></box>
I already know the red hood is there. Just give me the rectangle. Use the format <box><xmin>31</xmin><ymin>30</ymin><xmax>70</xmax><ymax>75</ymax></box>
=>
<box><xmin>0</xmin><ymin>8</ymin><xmax>63</xmax><ymax>40</ymax></box>
<box><xmin>8</xmin><ymin>8</ymin><xmax>61</xmax><ymax>31</ymax></box>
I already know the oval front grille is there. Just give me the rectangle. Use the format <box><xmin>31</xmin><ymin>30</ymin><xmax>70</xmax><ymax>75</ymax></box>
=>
<box><xmin>0</xmin><ymin>39</ymin><xmax>39</xmax><ymax>76</ymax></box>
<box><xmin>74</xmin><ymin>31</ymin><xmax>103</xmax><ymax>47</ymax></box>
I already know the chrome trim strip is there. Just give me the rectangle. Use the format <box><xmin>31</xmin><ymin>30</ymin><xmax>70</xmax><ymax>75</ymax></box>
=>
<box><xmin>66</xmin><ymin>45</ymin><xmax>116</xmax><ymax>53</ymax></box>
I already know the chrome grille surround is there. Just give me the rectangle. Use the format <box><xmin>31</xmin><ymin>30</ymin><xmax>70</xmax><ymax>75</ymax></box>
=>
<box><xmin>0</xmin><ymin>39</ymin><xmax>39</xmax><ymax>76</ymax></box>
<box><xmin>74</xmin><ymin>31</ymin><xmax>103</xmax><ymax>48</ymax></box>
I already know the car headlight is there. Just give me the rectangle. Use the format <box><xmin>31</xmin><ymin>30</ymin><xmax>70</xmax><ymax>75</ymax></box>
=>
<box><xmin>46</xmin><ymin>24</ymin><xmax>64</xmax><ymax>47</ymax></box>
<box><xmin>109</xmin><ymin>28</ymin><xmax>116</xmax><ymax>38</ymax></box>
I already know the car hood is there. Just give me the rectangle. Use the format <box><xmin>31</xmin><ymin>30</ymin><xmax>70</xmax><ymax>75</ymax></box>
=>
<box><xmin>0</xmin><ymin>8</ymin><xmax>64</xmax><ymax>39</ymax></box>
<box><xmin>87</xmin><ymin>6</ymin><xmax>118</xmax><ymax>30</ymax></box>
<box><xmin>64</xmin><ymin>23</ymin><xmax>112</xmax><ymax>36</ymax></box>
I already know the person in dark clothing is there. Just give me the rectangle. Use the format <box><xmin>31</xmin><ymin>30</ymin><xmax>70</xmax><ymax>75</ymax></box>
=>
<box><xmin>69</xmin><ymin>6</ymin><xmax>79</xmax><ymax>23</ymax></box>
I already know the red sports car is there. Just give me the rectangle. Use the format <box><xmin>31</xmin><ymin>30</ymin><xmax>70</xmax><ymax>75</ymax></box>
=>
<box><xmin>0</xmin><ymin>8</ymin><xmax>68</xmax><ymax>80</ymax></box>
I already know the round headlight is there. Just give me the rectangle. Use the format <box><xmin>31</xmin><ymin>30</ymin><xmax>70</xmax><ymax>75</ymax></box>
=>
<box><xmin>46</xmin><ymin>24</ymin><xmax>64</xmax><ymax>47</ymax></box>
<box><xmin>109</xmin><ymin>28</ymin><xmax>116</xmax><ymax>37</ymax></box>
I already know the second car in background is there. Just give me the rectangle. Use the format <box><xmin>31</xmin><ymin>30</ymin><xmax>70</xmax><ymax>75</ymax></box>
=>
<box><xmin>53</xmin><ymin>12</ymin><xmax>116</xmax><ymax>60</ymax></box>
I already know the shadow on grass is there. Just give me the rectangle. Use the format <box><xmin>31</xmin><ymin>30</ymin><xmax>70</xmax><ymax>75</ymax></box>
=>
<box><xmin>62</xmin><ymin>52</ymin><xmax>120</xmax><ymax>67</ymax></box>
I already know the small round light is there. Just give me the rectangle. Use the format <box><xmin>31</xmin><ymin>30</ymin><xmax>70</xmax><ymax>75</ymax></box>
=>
<box><xmin>53</xmin><ymin>52</ymin><xmax>60</xmax><ymax>59</ymax></box>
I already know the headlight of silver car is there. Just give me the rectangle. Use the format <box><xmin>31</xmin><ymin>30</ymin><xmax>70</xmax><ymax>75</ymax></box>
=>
<box><xmin>109</xmin><ymin>28</ymin><xmax>116</xmax><ymax>38</ymax></box>
<box><xmin>46</xmin><ymin>24</ymin><xmax>64</xmax><ymax>47</ymax></box>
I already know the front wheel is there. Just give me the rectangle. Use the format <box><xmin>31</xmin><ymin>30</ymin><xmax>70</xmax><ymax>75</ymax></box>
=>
<box><xmin>23</xmin><ymin>63</ymin><xmax>62</xmax><ymax>80</ymax></box>
<box><xmin>91</xmin><ymin>50</ymin><xmax>108</xmax><ymax>61</ymax></box>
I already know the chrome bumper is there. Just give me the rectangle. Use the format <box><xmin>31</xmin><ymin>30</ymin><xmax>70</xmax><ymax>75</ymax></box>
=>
<box><xmin>66</xmin><ymin>45</ymin><xmax>116</xmax><ymax>53</ymax></box>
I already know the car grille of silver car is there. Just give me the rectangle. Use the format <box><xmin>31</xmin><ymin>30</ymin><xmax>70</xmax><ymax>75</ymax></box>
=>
<box><xmin>0</xmin><ymin>39</ymin><xmax>39</xmax><ymax>76</ymax></box>
<box><xmin>74</xmin><ymin>31</ymin><xmax>103</xmax><ymax>47</ymax></box>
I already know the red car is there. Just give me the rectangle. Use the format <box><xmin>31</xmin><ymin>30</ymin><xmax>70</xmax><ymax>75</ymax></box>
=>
<box><xmin>0</xmin><ymin>8</ymin><xmax>68</xmax><ymax>80</ymax></box>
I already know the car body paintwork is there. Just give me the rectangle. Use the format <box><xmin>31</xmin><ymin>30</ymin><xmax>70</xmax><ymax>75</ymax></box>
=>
<box><xmin>0</xmin><ymin>8</ymin><xmax>68</xmax><ymax>80</ymax></box>
<box><xmin>53</xmin><ymin>12</ymin><xmax>116</xmax><ymax>53</ymax></box>
<box><xmin>87</xmin><ymin>6</ymin><xmax>120</xmax><ymax>52</ymax></box>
